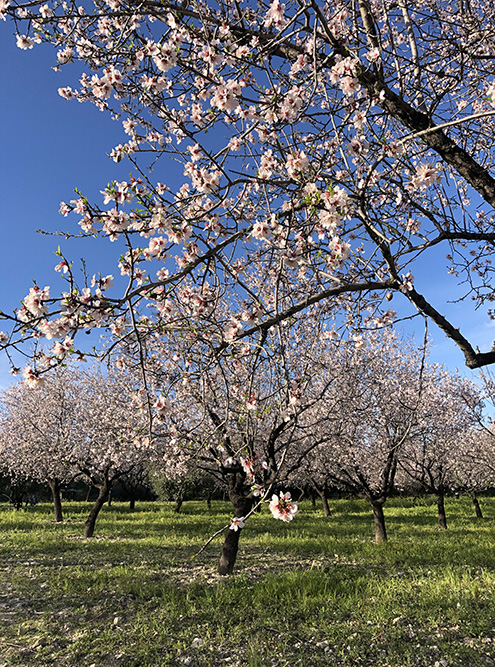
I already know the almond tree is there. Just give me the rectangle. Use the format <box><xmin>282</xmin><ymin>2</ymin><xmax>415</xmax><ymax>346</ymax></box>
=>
<box><xmin>0</xmin><ymin>367</ymin><xmax>80</xmax><ymax>521</ymax></box>
<box><xmin>0</xmin><ymin>365</ymin><xmax>150</xmax><ymax>534</ymax></box>
<box><xmin>2</xmin><ymin>1</ymin><xmax>495</xmax><ymax>378</ymax></box>
<box><xmin>73</xmin><ymin>367</ymin><xmax>150</xmax><ymax>537</ymax></box>
<box><xmin>396</xmin><ymin>368</ymin><xmax>482</xmax><ymax>529</ymax></box>
<box><xmin>452</xmin><ymin>427</ymin><xmax>495</xmax><ymax>519</ymax></box>
<box><xmin>291</xmin><ymin>328</ymin><xmax>429</xmax><ymax>543</ymax></box>
<box><xmin>122</xmin><ymin>304</ymin><xmax>343</xmax><ymax>574</ymax></box>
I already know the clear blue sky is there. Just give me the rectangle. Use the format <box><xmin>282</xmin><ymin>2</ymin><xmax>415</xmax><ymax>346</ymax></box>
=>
<box><xmin>0</xmin><ymin>26</ymin><xmax>492</xmax><ymax>388</ymax></box>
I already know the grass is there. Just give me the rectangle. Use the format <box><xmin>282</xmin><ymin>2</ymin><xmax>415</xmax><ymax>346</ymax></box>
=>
<box><xmin>0</xmin><ymin>496</ymin><xmax>494</xmax><ymax>666</ymax></box>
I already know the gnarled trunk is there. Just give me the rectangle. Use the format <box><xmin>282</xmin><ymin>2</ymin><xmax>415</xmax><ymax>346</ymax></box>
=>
<box><xmin>49</xmin><ymin>479</ymin><xmax>63</xmax><ymax>522</ymax></box>
<box><xmin>437</xmin><ymin>491</ymin><xmax>447</xmax><ymax>530</ymax></box>
<box><xmin>471</xmin><ymin>491</ymin><xmax>483</xmax><ymax>519</ymax></box>
<box><xmin>84</xmin><ymin>481</ymin><xmax>110</xmax><ymax>538</ymax></box>
<box><xmin>370</xmin><ymin>499</ymin><xmax>387</xmax><ymax>543</ymax></box>
<box><xmin>218</xmin><ymin>477</ymin><xmax>253</xmax><ymax>575</ymax></box>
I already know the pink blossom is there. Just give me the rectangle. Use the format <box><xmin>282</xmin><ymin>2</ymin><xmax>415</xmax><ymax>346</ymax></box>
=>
<box><xmin>16</xmin><ymin>34</ymin><xmax>34</xmax><ymax>50</ymax></box>
<box><xmin>229</xmin><ymin>516</ymin><xmax>245</xmax><ymax>531</ymax></box>
<box><xmin>0</xmin><ymin>0</ymin><xmax>11</xmax><ymax>20</ymax></box>
<box><xmin>22</xmin><ymin>366</ymin><xmax>42</xmax><ymax>387</ymax></box>
<box><xmin>269</xmin><ymin>492</ymin><xmax>298</xmax><ymax>522</ymax></box>
<box><xmin>55</xmin><ymin>260</ymin><xmax>69</xmax><ymax>274</ymax></box>
<box><xmin>264</xmin><ymin>0</ymin><xmax>287</xmax><ymax>30</ymax></box>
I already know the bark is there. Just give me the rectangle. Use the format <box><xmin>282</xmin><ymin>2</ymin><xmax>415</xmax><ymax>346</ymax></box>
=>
<box><xmin>320</xmin><ymin>491</ymin><xmax>331</xmax><ymax>517</ymax></box>
<box><xmin>84</xmin><ymin>481</ymin><xmax>110</xmax><ymax>538</ymax></box>
<box><xmin>174</xmin><ymin>494</ymin><xmax>184</xmax><ymax>513</ymax></box>
<box><xmin>310</xmin><ymin>480</ymin><xmax>330</xmax><ymax>516</ymax></box>
<box><xmin>129</xmin><ymin>497</ymin><xmax>136</xmax><ymax>511</ymax></box>
<box><xmin>471</xmin><ymin>491</ymin><xmax>483</xmax><ymax>519</ymax></box>
<box><xmin>437</xmin><ymin>491</ymin><xmax>448</xmax><ymax>530</ymax></box>
<box><xmin>218</xmin><ymin>481</ymin><xmax>253</xmax><ymax>575</ymax></box>
<box><xmin>49</xmin><ymin>479</ymin><xmax>63</xmax><ymax>522</ymax></box>
<box><xmin>85</xmin><ymin>484</ymin><xmax>92</xmax><ymax>502</ymax></box>
<box><xmin>370</xmin><ymin>500</ymin><xmax>388</xmax><ymax>543</ymax></box>
<box><xmin>206</xmin><ymin>491</ymin><xmax>212</xmax><ymax>510</ymax></box>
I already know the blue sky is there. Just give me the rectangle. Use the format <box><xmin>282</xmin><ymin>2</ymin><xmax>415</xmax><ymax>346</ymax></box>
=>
<box><xmin>0</xmin><ymin>26</ymin><xmax>492</xmax><ymax>389</ymax></box>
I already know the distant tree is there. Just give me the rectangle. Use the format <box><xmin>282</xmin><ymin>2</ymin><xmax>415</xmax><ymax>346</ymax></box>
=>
<box><xmin>396</xmin><ymin>368</ymin><xmax>482</xmax><ymax>529</ymax></box>
<box><xmin>291</xmin><ymin>328</ymin><xmax>429</xmax><ymax>543</ymax></box>
<box><xmin>0</xmin><ymin>366</ymin><xmax>150</xmax><ymax>535</ymax></box>
<box><xmin>73</xmin><ymin>368</ymin><xmax>150</xmax><ymax>537</ymax></box>
<box><xmin>0</xmin><ymin>367</ymin><xmax>80</xmax><ymax>521</ymax></box>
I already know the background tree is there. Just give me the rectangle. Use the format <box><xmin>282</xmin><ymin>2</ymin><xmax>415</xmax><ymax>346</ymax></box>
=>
<box><xmin>291</xmin><ymin>328</ymin><xmax>429</xmax><ymax>543</ymax></box>
<box><xmin>0</xmin><ymin>367</ymin><xmax>80</xmax><ymax>521</ymax></box>
<box><xmin>73</xmin><ymin>368</ymin><xmax>150</xmax><ymax>537</ymax></box>
<box><xmin>396</xmin><ymin>368</ymin><xmax>482</xmax><ymax>529</ymax></box>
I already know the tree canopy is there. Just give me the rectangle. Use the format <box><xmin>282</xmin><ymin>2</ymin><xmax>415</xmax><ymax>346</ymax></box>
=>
<box><xmin>2</xmin><ymin>0</ymin><xmax>495</xmax><ymax>380</ymax></box>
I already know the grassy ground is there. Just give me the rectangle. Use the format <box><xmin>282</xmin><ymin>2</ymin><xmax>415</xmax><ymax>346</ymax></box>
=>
<box><xmin>0</xmin><ymin>496</ymin><xmax>494</xmax><ymax>667</ymax></box>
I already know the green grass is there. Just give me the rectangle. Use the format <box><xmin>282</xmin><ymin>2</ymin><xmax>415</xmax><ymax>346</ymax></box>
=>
<box><xmin>0</xmin><ymin>497</ymin><xmax>494</xmax><ymax>666</ymax></box>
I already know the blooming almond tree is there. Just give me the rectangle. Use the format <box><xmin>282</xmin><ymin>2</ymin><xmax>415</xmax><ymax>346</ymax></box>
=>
<box><xmin>0</xmin><ymin>367</ymin><xmax>81</xmax><ymax>522</ymax></box>
<box><xmin>121</xmin><ymin>304</ymin><xmax>343</xmax><ymax>574</ymax></box>
<box><xmin>396</xmin><ymin>367</ymin><xmax>482</xmax><ymax>529</ymax></box>
<box><xmin>291</xmin><ymin>328</ymin><xmax>429</xmax><ymax>543</ymax></box>
<box><xmin>3</xmin><ymin>1</ymin><xmax>495</xmax><ymax>379</ymax></box>
<box><xmin>73</xmin><ymin>367</ymin><xmax>150</xmax><ymax>537</ymax></box>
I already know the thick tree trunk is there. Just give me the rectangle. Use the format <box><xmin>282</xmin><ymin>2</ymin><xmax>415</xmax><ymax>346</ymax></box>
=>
<box><xmin>49</xmin><ymin>479</ymin><xmax>63</xmax><ymax>522</ymax></box>
<box><xmin>370</xmin><ymin>500</ymin><xmax>388</xmax><ymax>543</ymax></box>
<box><xmin>437</xmin><ymin>491</ymin><xmax>448</xmax><ymax>530</ymax></box>
<box><xmin>84</xmin><ymin>482</ymin><xmax>110</xmax><ymax>538</ymax></box>
<box><xmin>218</xmin><ymin>486</ymin><xmax>253</xmax><ymax>575</ymax></box>
<box><xmin>471</xmin><ymin>491</ymin><xmax>483</xmax><ymax>519</ymax></box>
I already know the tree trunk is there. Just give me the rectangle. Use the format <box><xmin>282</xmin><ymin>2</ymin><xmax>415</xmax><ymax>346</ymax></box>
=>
<box><xmin>317</xmin><ymin>488</ymin><xmax>331</xmax><ymax>517</ymax></box>
<box><xmin>85</xmin><ymin>484</ymin><xmax>92</xmax><ymax>502</ymax></box>
<box><xmin>174</xmin><ymin>493</ymin><xmax>184</xmax><ymax>513</ymax></box>
<box><xmin>206</xmin><ymin>491</ymin><xmax>212</xmax><ymax>510</ymax></box>
<box><xmin>129</xmin><ymin>497</ymin><xmax>136</xmax><ymax>511</ymax></box>
<box><xmin>370</xmin><ymin>500</ymin><xmax>388</xmax><ymax>543</ymax></box>
<box><xmin>107</xmin><ymin>487</ymin><xmax>112</xmax><ymax>507</ymax></box>
<box><xmin>84</xmin><ymin>482</ymin><xmax>110</xmax><ymax>538</ymax></box>
<box><xmin>218</xmin><ymin>483</ymin><xmax>253</xmax><ymax>575</ymax></box>
<box><xmin>471</xmin><ymin>491</ymin><xmax>483</xmax><ymax>519</ymax></box>
<box><xmin>437</xmin><ymin>491</ymin><xmax>448</xmax><ymax>529</ymax></box>
<box><xmin>311</xmin><ymin>480</ymin><xmax>330</xmax><ymax>516</ymax></box>
<box><xmin>49</xmin><ymin>479</ymin><xmax>63</xmax><ymax>522</ymax></box>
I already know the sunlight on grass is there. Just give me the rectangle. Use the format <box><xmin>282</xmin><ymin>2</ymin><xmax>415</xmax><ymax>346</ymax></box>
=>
<box><xmin>0</xmin><ymin>497</ymin><xmax>494</xmax><ymax>666</ymax></box>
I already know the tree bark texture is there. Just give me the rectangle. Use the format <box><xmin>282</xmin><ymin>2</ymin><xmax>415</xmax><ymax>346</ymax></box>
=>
<box><xmin>471</xmin><ymin>491</ymin><xmax>483</xmax><ymax>519</ymax></box>
<box><xmin>84</xmin><ymin>482</ymin><xmax>110</xmax><ymax>538</ymax></box>
<box><xmin>218</xmin><ymin>480</ymin><xmax>253</xmax><ymax>575</ymax></box>
<box><xmin>437</xmin><ymin>491</ymin><xmax>448</xmax><ymax>530</ymax></box>
<box><xmin>49</xmin><ymin>479</ymin><xmax>63</xmax><ymax>522</ymax></box>
<box><xmin>370</xmin><ymin>500</ymin><xmax>388</xmax><ymax>543</ymax></box>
